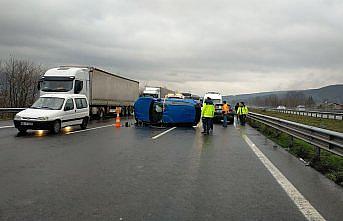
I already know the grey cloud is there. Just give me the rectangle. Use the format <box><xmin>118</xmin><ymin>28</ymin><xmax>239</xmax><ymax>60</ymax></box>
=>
<box><xmin>0</xmin><ymin>0</ymin><xmax>342</xmax><ymax>95</ymax></box>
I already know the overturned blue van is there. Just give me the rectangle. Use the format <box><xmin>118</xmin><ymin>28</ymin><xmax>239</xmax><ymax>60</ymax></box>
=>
<box><xmin>134</xmin><ymin>97</ymin><xmax>201</xmax><ymax>126</ymax></box>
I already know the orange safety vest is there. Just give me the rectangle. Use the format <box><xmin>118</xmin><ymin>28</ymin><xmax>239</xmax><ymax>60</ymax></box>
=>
<box><xmin>222</xmin><ymin>104</ymin><xmax>229</xmax><ymax>114</ymax></box>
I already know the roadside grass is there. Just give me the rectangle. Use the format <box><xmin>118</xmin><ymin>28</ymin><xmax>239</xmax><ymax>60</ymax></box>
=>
<box><xmin>251</xmin><ymin>108</ymin><xmax>343</xmax><ymax>133</ymax></box>
<box><xmin>248</xmin><ymin>119</ymin><xmax>343</xmax><ymax>186</ymax></box>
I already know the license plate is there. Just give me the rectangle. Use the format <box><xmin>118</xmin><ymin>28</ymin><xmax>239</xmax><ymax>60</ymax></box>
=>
<box><xmin>21</xmin><ymin>122</ymin><xmax>33</xmax><ymax>126</ymax></box>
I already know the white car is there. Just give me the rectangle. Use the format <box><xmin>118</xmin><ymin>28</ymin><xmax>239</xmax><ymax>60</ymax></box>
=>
<box><xmin>14</xmin><ymin>94</ymin><xmax>89</xmax><ymax>134</ymax></box>
<box><xmin>276</xmin><ymin>105</ymin><xmax>286</xmax><ymax>110</ymax></box>
<box><xmin>296</xmin><ymin>105</ymin><xmax>306</xmax><ymax>111</ymax></box>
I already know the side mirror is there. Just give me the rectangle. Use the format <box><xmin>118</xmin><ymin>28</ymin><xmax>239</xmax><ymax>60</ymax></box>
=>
<box><xmin>74</xmin><ymin>80</ymin><xmax>83</xmax><ymax>94</ymax></box>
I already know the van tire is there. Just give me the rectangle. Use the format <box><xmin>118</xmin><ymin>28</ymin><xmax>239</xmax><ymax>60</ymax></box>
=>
<box><xmin>81</xmin><ymin>117</ymin><xmax>88</xmax><ymax>129</ymax></box>
<box><xmin>51</xmin><ymin>120</ymin><xmax>61</xmax><ymax>134</ymax></box>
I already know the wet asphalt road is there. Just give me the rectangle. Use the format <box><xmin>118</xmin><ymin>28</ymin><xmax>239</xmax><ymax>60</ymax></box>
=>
<box><xmin>0</xmin><ymin>118</ymin><xmax>343</xmax><ymax>221</ymax></box>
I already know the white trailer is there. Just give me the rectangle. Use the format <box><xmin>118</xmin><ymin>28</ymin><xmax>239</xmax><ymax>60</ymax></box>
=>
<box><xmin>39</xmin><ymin>66</ymin><xmax>139</xmax><ymax>118</ymax></box>
<box><xmin>142</xmin><ymin>86</ymin><xmax>174</xmax><ymax>98</ymax></box>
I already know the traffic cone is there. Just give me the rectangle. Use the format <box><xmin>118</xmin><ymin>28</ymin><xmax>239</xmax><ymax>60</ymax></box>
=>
<box><xmin>115</xmin><ymin>115</ymin><xmax>121</xmax><ymax>128</ymax></box>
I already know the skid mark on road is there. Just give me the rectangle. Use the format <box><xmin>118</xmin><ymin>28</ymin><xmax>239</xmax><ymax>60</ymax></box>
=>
<box><xmin>242</xmin><ymin>134</ymin><xmax>325</xmax><ymax>221</ymax></box>
<box><xmin>152</xmin><ymin>127</ymin><xmax>177</xmax><ymax>140</ymax></box>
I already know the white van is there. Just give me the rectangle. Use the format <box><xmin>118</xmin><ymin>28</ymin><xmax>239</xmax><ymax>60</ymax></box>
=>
<box><xmin>203</xmin><ymin>92</ymin><xmax>223</xmax><ymax>121</ymax></box>
<box><xmin>14</xmin><ymin>94</ymin><xmax>89</xmax><ymax>134</ymax></box>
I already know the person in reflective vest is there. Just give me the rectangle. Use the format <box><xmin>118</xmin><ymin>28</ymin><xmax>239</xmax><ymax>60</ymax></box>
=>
<box><xmin>222</xmin><ymin>101</ymin><xmax>230</xmax><ymax>127</ymax></box>
<box><xmin>237</xmin><ymin>102</ymin><xmax>249</xmax><ymax>126</ymax></box>
<box><xmin>201</xmin><ymin>97</ymin><xmax>215</xmax><ymax>134</ymax></box>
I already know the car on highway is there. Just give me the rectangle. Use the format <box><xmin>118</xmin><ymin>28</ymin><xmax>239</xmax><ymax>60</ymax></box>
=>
<box><xmin>296</xmin><ymin>105</ymin><xmax>306</xmax><ymax>111</ymax></box>
<box><xmin>14</xmin><ymin>94</ymin><xmax>89</xmax><ymax>134</ymax></box>
<box><xmin>276</xmin><ymin>105</ymin><xmax>286</xmax><ymax>110</ymax></box>
<box><xmin>134</xmin><ymin>97</ymin><xmax>201</xmax><ymax>126</ymax></box>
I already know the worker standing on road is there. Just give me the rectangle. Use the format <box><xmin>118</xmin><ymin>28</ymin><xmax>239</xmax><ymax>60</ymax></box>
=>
<box><xmin>201</xmin><ymin>97</ymin><xmax>215</xmax><ymax>135</ymax></box>
<box><xmin>235</xmin><ymin>102</ymin><xmax>239</xmax><ymax>120</ymax></box>
<box><xmin>222</xmin><ymin>101</ymin><xmax>230</xmax><ymax>127</ymax></box>
<box><xmin>237</xmin><ymin>102</ymin><xmax>249</xmax><ymax>126</ymax></box>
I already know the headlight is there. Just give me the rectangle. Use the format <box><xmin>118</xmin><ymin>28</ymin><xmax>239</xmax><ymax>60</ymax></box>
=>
<box><xmin>37</xmin><ymin>117</ymin><xmax>49</xmax><ymax>121</ymax></box>
<box><xmin>14</xmin><ymin>115</ymin><xmax>21</xmax><ymax>120</ymax></box>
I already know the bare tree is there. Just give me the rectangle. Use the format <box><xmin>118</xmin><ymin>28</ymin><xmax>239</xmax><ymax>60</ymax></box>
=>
<box><xmin>0</xmin><ymin>56</ymin><xmax>44</xmax><ymax>107</ymax></box>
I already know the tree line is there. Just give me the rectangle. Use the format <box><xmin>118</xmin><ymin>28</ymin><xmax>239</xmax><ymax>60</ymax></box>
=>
<box><xmin>0</xmin><ymin>57</ymin><xmax>44</xmax><ymax>108</ymax></box>
<box><xmin>248</xmin><ymin>91</ymin><xmax>316</xmax><ymax>108</ymax></box>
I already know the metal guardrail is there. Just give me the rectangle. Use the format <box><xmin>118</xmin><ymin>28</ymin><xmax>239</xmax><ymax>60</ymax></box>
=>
<box><xmin>271</xmin><ymin>108</ymin><xmax>343</xmax><ymax>120</ymax></box>
<box><xmin>248</xmin><ymin>112</ymin><xmax>343</xmax><ymax>157</ymax></box>
<box><xmin>0</xmin><ymin>108</ymin><xmax>26</xmax><ymax>113</ymax></box>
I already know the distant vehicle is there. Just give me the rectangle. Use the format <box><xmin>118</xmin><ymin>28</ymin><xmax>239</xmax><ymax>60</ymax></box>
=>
<box><xmin>14</xmin><ymin>94</ymin><xmax>89</xmax><ymax>134</ymax></box>
<box><xmin>134</xmin><ymin>97</ymin><xmax>201</xmax><ymax>126</ymax></box>
<box><xmin>277</xmin><ymin>105</ymin><xmax>286</xmax><ymax>110</ymax></box>
<box><xmin>165</xmin><ymin>93</ymin><xmax>184</xmax><ymax>99</ymax></box>
<box><xmin>203</xmin><ymin>92</ymin><xmax>223</xmax><ymax>122</ymax></box>
<box><xmin>181</xmin><ymin>92</ymin><xmax>192</xmax><ymax>99</ymax></box>
<box><xmin>142</xmin><ymin>86</ymin><xmax>174</xmax><ymax>99</ymax></box>
<box><xmin>181</xmin><ymin>92</ymin><xmax>201</xmax><ymax>104</ymax></box>
<box><xmin>191</xmin><ymin>95</ymin><xmax>201</xmax><ymax>105</ymax></box>
<box><xmin>296</xmin><ymin>105</ymin><xmax>306</xmax><ymax>111</ymax></box>
<box><xmin>39</xmin><ymin>66</ymin><xmax>139</xmax><ymax>118</ymax></box>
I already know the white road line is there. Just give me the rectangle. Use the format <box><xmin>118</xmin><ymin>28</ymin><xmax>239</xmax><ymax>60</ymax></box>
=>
<box><xmin>242</xmin><ymin>134</ymin><xmax>325</xmax><ymax>221</ymax></box>
<box><xmin>0</xmin><ymin>125</ymin><xmax>14</xmax><ymax>129</ymax></box>
<box><xmin>152</xmin><ymin>127</ymin><xmax>176</xmax><ymax>140</ymax></box>
<box><xmin>65</xmin><ymin>124</ymin><xmax>114</xmax><ymax>135</ymax></box>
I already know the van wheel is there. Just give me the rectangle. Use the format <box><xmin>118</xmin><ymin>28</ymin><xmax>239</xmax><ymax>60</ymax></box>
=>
<box><xmin>51</xmin><ymin>120</ymin><xmax>61</xmax><ymax>134</ymax></box>
<box><xmin>80</xmin><ymin>117</ymin><xmax>88</xmax><ymax>129</ymax></box>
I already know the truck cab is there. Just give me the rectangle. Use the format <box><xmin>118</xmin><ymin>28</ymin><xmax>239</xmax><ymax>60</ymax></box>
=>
<box><xmin>39</xmin><ymin>67</ymin><xmax>89</xmax><ymax>98</ymax></box>
<box><xmin>142</xmin><ymin>87</ymin><xmax>161</xmax><ymax>98</ymax></box>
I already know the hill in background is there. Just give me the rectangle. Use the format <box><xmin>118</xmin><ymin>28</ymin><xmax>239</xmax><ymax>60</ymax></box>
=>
<box><xmin>223</xmin><ymin>84</ymin><xmax>343</xmax><ymax>106</ymax></box>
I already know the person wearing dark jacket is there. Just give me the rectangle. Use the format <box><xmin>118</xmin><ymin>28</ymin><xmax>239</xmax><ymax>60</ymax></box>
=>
<box><xmin>235</xmin><ymin>103</ymin><xmax>239</xmax><ymax>120</ymax></box>
<box><xmin>201</xmin><ymin>98</ymin><xmax>215</xmax><ymax>134</ymax></box>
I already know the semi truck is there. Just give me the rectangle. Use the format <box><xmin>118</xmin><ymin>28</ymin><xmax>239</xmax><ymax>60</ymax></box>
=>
<box><xmin>142</xmin><ymin>86</ymin><xmax>174</xmax><ymax>99</ymax></box>
<box><xmin>38</xmin><ymin>66</ymin><xmax>139</xmax><ymax>118</ymax></box>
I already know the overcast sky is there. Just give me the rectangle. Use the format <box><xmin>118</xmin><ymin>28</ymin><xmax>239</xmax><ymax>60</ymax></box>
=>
<box><xmin>1</xmin><ymin>0</ymin><xmax>342</xmax><ymax>95</ymax></box>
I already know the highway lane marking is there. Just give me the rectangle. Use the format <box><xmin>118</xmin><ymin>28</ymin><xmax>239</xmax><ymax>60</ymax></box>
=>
<box><xmin>242</xmin><ymin>134</ymin><xmax>326</xmax><ymax>221</ymax></box>
<box><xmin>65</xmin><ymin>124</ymin><xmax>114</xmax><ymax>135</ymax></box>
<box><xmin>152</xmin><ymin>127</ymin><xmax>176</xmax><ymax>140</ymax></box>
<box><xmin>0</xmin><ymin>125</ymin><xmax>14</xmax><ymax>129</ymax></box>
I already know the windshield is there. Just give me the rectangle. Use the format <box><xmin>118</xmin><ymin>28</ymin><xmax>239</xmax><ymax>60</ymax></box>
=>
<box><xmin>212</xmin><ymin>99</ymin><xmax>222</xmax><ymax>105</ymax></box>
<box><xmin>41</xmin><ymin>80</ymin><xmax>73</xmax><ymax>92</ymax></box>
<box><xmin>31</xmin><ymin>97</ymin><xmax>65</xmax><ymax>110</ymax></box>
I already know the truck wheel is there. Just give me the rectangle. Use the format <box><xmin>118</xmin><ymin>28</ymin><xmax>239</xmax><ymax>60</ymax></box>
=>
<box><xmin>80</xmin><ymin>117</ymin><xmax>88</xmax><ymax>129</ymax></box>
<box><xmin>51</xmin><ymin>120</ymin><xmax>61</xmax><ymax>134</ymax></box>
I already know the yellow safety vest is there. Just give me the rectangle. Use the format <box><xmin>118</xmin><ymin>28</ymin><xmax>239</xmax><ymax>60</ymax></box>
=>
<box><xmin>202</xmin><ymin>103</ymin><xmax>215</xmax><ymax>118</ymax></box>
<box><xmin>237</xmin><ymin>106</ymin><xmax>249</xmax><ymax>115</ymax></box>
